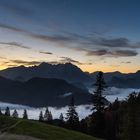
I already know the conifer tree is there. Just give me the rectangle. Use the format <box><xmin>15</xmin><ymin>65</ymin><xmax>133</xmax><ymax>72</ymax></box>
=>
<box><xmin>44</xmin><ymin>107</ymin><xmax>53</xmax><ymax>122</ymax></box>
<box><xmin>66</xmin><ymin>96</ymin><xmax>79</xmax><ymax>130</ymax></box>
<box><xmin>5</xmin><ymin>107</ymin><xmax>10</xmax><ymax>116</ymax></box>
<box><xmin>119</xmin><ymin>92</ymin><xmax>140</xmax><ymax>140</ymax></box>
<box><xmin>44</xmin><ymin>107</ymin><xmax>49</xmax><ymax>121</ymax></box>
<box><xmin>89</xmin><ymin>72</ymin><xmax>107</xmax><ymax>138</ymax></box>
<box><xmin>59</xmin><ymin>113</ymin><xmax>65</xmax><ymax>127</ymax></box>
<box><xmin>92</xmin><ymin>71</ymin><xmax>107</xmax><ymax>112</ymax></box>
<box><xmin>0</xmin><ymin>108</ymin><xmax>2</xmax><ymax>115</ymax></box>
<box><xmin>39</xmin><ymin>111</ymin><xmax>44</xmax><ymax>122</ymax></box>
<box><xmin>49</xmin><ymin>111</ymin><xmax>53</xmax><ymax>121</ymax></box>
<box><xmin>12</xmin><ymin>109</ymin><xmax>18</xmax><ymax>118</ymax></box>
<box><xmin>23</xmin><ymin>109</ymin><xmax>28</xmax><ymax>119</ymax></box>
<box><xmin>59</xmin><ymin>113</ymin><xmax>64</xmax><ymax>122</ymax></box>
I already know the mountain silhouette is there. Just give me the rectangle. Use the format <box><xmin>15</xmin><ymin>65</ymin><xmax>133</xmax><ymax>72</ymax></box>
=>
<box><xmin>0</xmin><ymin>76</ymin><xmax>91</xmax><ymax>107</ymax></box>
<box><xmin>0</xmin><ymin>63</ymin><xmax>92</xmax><ymax>84</ymax></box>
<box><xmin>0</xmin><ymin>63</ymin><xmax>140</xmax><ymax>88</ymax></box>
<box><xmin>90</xmin><ymin>71</ymin><xmax>140</xmax><ymax>88</ymax></box>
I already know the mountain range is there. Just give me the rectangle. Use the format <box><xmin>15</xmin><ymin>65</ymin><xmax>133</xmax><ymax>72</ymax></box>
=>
<box><xmin>90</xmin><ymin>71</ymin><xmax>140</xmax><ymax>88</ymax></box>
<box><xmin>0</xmin><ymin>76</ymin><xmax>91</xmax><ymax>107</ymax></box>
<box><xmin>0</xmin><ymin>62</ymin><xmax>140</xmax><ymax>88</ymax></box>
<box><xmin>0</xmin><ymin>63</ymin><xmax>92</xmax><ymax>84</ymax></box>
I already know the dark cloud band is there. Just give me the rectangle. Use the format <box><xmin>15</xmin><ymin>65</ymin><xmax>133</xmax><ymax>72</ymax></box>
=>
<box><xmin>86</xmin><ymin>49</ymin><xmax>138</xmax><ymax>57</ymax></box>
<box><xmin>0</xmin><ymin>42</ymin><xmax>30</xmax><ymax>49</ymax></box>
<box><xmin>0</xmin><ymin>23</ymin><xmax>139</xmax><ymax>58</ymax></box>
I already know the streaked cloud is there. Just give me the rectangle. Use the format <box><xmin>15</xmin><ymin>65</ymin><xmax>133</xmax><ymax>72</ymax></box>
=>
<box><xmin>39</xmin><ymin>51</ymin><xmax>53</xmax><ymax>55</ymax></box>
<box><xmin>0</xmin><ymin>42</ymin><xmax>30</xmax><ymax>49</ymax></box>
<box><xmin>10</xmin><ymin>60</ymin><xmax>42</xmax><ymax>66</ymax></box>
<box><xmin>121</xmin><ymin>61</ymin><xmax>131</xmax><ymax>64</ymax></box>
<box><xmin>0</xmin><ymin>23</ymin><xmax>139</xmax><ymax>58</ymax></box>
<box><xmin>60</xmin><ymin>57</ymin><xmax>83</xmax><ymax>65</ymax></box>
<box><xmin>111</xmin><ymin>50</ymin><xmax>138</xmax><ymax>57</ymax></box>
<box><xmin>0</xmin><ymin>23</ymin><xmax>26</xmax><ymax>33</ymax></box>
<box><xmin>86</xmin><ymin>49</ymin><xmax>108</xmax><ymax>56</ymax></box>
<box><xmin>95</xmin><ymin>37</ymin><xmax>140</xmax><ymax>49</ymax></box>
<box><xmin>86</xmin><ymin>49</ymin><xmax>138</xmax><ymax>57</ymax></box>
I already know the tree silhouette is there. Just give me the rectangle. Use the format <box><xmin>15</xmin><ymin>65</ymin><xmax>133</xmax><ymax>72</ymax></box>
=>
<box><xmin>119</xmin><ymin>92</ymin><xmax>140</xmax><ymax>140</ymax></box>
<box><xmin>66</xmin><ymin>96</ymin><xmax>79</xmax><ymax>130</ymax></box>
<box><xmin>12</xmin><ymin>109</ymin><xmax>18</xmax><ymax>118</ymax></box>
<box><xmin>39</xmin><ymin>111</ymin><xmax>44</xmax><ymax>122</ymax></box>
<box><xmin>44</xmin><ymin>107</ymin><xmax>53</xmax><ymax>122</ymax></box>
<box><xmin>23</xmin><ymin>109</ymin><xmax>28</xmax><ymax>119</ymax></box>
<box><xmin>0</xmin><ymin>108</ymin><xmax>2</xmax><ymax>115</ymax></box>
<box><xmin>48</xmin><ymin>111</ymin><xmax>53</xmax><ymax>121</ymax></box>
<box><xmin>5</xmin><ymin>107</ymin><xmax>10</xmax><ymax>116</ymax></box>
<box><xmin>92</xmin><ymin>71</ymin><xmax>107</xmax><ymax>112</ymax></box>
<box><xmin>89</xmin><ymin>72</ymin><xmax>107</xmax><ymax>138</ymax></box>
<box><xmin>59</xmin><ymin>113</ymin><xmax>64</xmax><ymax>122</ymax></box>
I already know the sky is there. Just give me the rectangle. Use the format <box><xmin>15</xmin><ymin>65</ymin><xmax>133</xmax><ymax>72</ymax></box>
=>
<box><xmin>0</xmin><ymin>0</ymin><xmax>140</xmax><ymax>73</ymax></box>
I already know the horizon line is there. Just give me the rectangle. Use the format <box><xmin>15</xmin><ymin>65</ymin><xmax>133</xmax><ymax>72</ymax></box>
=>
<box><xmin>0</xmin><ymin>62</ymin><xmax>139</xmax><ymax>74</ymax></box>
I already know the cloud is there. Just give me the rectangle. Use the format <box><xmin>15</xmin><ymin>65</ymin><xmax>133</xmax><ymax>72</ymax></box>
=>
<box><xmin>86</xmin><ymin>49</ymin><xmax>108</xmax><ymax>56</ymax></box>
<box><xmin>95</xmin><ymin>37</ymin><xmax>140</xmax><ymax>49</ymax></box>
<box><xmin>0</xmin><ymin>23</ymin><xmax>86</xmax><ymax>43</ymax></box>
<box><xmin>86</xmin><ymin>49</ymin><xmax>138</xmax><ymax>57</ymax></box>
<box><xmin>111</xmin><ymin>50</ymin><xmax>138</xmax><ymax>57</ymax></box>
<box><xmin>0</xmin><ymin>42</ymin><xmax>30</xmax><ymax>49</ymax></box>
<box><xmin>39</xmin><ymin>51</ymin><xmax>53</xmax><ymax>55</ymax></box>
<box><xmin>0</xmin><ymin>23</ymin><xmax>139</xmax><ymax>58</ymax></box>
<box><xmin>10</xmin><ymin>60</ymin><xmax>42</xmax><ymax>66</ymax></box>
<box><xmin>29</xmin><ymin>33</ymin><xmax>84</xmax><ymax>45</ymax></box>
<box><xmin>0</xmin><ymin>23</ymin><xmax>76</xmax><ymax>42</ymax></box>
<box><xmin>0</xmin><ymin>24</ymin><xmax>26</xmax><ymax>33</ymax></box>
<box><xmin>60</xmin><ymin>57</ymin><xmax>83</xmax><ymax>65</ymax></box>
<box><xmin>121</xmin><ymin>61</ymin><xmax>131</xmax><ymax>64</ymax></box>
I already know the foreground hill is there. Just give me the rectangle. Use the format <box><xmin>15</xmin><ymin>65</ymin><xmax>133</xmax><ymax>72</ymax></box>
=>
<box><xmin>0</xmin><ymin>116</ymin><xmax>102</xmax><ymax>140</ymax></box>
<box><xmin>0</xmin><ymin>76</ymin><xmax>91</xmax><ymax>107</ymax></box>
<box><xmin>0</xmin><ymin>63</ymin><xmax>92</xmax><ymax>84</ymax></box>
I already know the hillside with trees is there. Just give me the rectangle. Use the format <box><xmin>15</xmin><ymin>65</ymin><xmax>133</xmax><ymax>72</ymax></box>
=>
<box><xmin>0</xmin><ymin>72</ymin><xmax>139</xmax><ymax>140</ymax></box>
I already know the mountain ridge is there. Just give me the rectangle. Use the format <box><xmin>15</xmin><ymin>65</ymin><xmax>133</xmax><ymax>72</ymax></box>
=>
<box><xmin>0</xmin><ymin>62</ymin><xmax>140</xmax><ymax>88</ymax></box>
<box><xmin>0</xmin><ymin>63</ymin><xmax>92</xmax><ymax>84</ymax></box>
<box><xmin>0</xmin><ymin>76</ymin><xmax>91</xmax><ymax>107</ymax></box>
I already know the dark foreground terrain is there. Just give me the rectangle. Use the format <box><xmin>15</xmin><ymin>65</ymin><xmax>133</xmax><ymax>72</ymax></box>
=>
<box><xmin>0</xmin><ymin>116</ymin><xmax>102</xmax><ymax>140</ymax></box>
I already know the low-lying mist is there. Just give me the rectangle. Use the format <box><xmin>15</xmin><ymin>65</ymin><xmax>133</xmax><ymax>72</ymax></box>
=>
<box><xmin>0</xmin><ymin>87</ymin><xmax>140</xmax><ymax>120</ymax></box>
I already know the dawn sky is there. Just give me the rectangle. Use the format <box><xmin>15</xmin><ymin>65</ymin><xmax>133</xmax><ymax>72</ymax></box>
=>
<box><xmin>0</xmin><ymin>0</ymin><xmax>140</xmax><ymax>73</ymax></box>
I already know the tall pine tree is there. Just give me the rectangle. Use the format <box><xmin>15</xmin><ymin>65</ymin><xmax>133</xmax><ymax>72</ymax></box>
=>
<box><xmin>89</xmin><ymin>72</ymin><xmax>107</xmax><ymax>138</ymax></box>
<box><xmin>66</xmin><ymin>96</ymin><xmax>79</xmax><ymax>130</ymax></box>
<box><xmin>23</xmin><ymin>109</ymin><xmax>28</xmax><ymax>119</ymax></box>
<box><xmin>12</xmin><ymin>109</ymin><xmax>18</xmax><ymax>118</ymax></box>
<box><xmin>44</xmin><ymin>107</ymin><xmax>53</xmax><ymax>122</ymax></box>
<box><xmin>59</xmin><ymin>113</ymin><xmax>64</xmax><ymax>122</ymax></box>
<box><xmin>39</xmin><ymin>111</ymin><xmax>44</xmax><ymax>122</ymax></box>
<box><xmin>0</xmin><ymin>108</ymin><xmax>2</xmax><ymax>115</ymax></box>
<box><xmin>92</xmin><ymin>71</ymin><xmax>107</xmax><ymax>112</ymax></box>
<box><xmin>5</xmin><ymin>107</ymin><xmax>10</xmax><ymax>116</ymax></box>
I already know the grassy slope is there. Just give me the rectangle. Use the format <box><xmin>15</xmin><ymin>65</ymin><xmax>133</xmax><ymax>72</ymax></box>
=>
<box><xmin>0</xmin><ymin>116</ymin><xmax>103</xmax><ymax>140</ymax></box>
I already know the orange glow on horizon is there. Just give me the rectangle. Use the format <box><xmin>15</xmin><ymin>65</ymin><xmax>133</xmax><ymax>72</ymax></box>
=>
<box><xmin>78</xmin><ymin>64</ymin><xmax>139</xmax><ymax>74</ymax></box>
